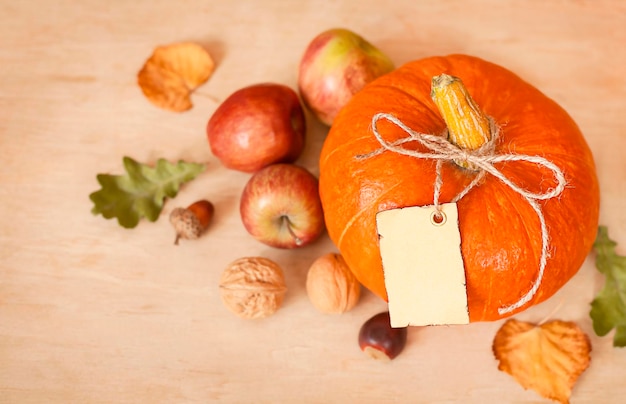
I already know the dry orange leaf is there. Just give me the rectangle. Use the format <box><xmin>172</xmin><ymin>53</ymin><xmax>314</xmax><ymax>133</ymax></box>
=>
<box><xmin>493</xmin><ymin>319</ymin><xmax>591</xmax><ymax>404</ymax></box>
<box><xmin>138</xmin><ymin>42</ymin><xmax>215</xmax><ymax>112</ymax></box>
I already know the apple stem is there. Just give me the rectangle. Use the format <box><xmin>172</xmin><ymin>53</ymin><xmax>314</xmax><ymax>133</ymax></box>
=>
<box><xmin>281</xmin><ymin>215</ymin><xmax>303</xmax><ymax>246</ymax></box>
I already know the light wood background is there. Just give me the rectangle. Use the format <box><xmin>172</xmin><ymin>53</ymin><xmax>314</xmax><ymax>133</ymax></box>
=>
<box><xmin>2</xmin><ymin>1</ymin><xmax>625</xmax><ymax>403</ymax></box>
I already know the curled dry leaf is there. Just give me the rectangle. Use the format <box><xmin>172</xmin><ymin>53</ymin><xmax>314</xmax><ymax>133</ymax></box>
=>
<box><xmin>138</xmin><ymin>42</ymin><xmax>215</xmax><ymax>112</ymax></box>
<box><xmin>492</xmin><ymin>319</ymin><xmax>591</xmax><ymax>404</ymax></box>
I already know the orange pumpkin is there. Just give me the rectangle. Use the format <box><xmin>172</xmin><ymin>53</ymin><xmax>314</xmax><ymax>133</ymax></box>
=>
<box><xmin>319</xmin><ymin>54</ymin><xmax>600</xmax><ymax>322</ymax></box>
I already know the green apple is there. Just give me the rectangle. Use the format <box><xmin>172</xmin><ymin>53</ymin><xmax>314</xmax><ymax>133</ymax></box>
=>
<box><xmin>298</xmin><ymin>28</ymin><xmax>394</xmax><ymax>126</ymax></box>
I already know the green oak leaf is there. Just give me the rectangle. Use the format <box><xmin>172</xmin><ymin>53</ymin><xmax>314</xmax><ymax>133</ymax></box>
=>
<box><xmin>590</xmin><ymin>226</ymin><xmax>626</xmax><ymax>347</ymax></box>
<box><xmin>89</xmin><ymin>156</ymin><xmax>205</xmax><ymax>228</ymax></box>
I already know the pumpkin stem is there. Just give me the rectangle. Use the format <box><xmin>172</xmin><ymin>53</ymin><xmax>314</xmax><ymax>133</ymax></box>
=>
<box><xmin>431</xmin><ymin>74</ymin><xmax>492</xmax><ymax>156</ymax></box>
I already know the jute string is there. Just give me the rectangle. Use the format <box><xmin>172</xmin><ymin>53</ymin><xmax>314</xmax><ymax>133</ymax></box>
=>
<box><xmin>356</xmin><ymin>112</ymin><xmax>567</xmax><ymax>315</ymax></box>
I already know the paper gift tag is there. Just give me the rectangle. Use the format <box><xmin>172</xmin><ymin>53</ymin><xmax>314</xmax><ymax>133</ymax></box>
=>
<box><xmin>376</xmin><ymin>203</ymin><xmax>469</xmax><ymax>327</ymax></box>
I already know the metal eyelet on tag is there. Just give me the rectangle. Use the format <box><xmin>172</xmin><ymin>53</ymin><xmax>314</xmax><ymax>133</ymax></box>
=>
<box><xmin>430</xmin><ymin>210</ymin><xmax>447</xmax><ymax>226</ymax></box>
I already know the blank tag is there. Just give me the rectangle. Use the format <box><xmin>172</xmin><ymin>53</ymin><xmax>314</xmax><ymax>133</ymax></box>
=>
<box><xmin>376</xmin><ymin>203</ymin><xmax>469</xmax><ymax>327</ymax></box>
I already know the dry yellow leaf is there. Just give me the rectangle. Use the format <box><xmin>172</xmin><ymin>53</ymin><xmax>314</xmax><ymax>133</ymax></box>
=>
<box><xmin>492</xmin><ymin>319</ymin><xmax>591</xmax><ymax>404</ymax></box>
<box><xmin>138</xmin><ymin>42</ymin><xmax>215</xmax><ymax>112</ymax></box>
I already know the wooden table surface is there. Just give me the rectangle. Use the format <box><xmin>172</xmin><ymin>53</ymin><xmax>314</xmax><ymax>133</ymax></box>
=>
<box><xmin>2</xmin><ymin>1</ymin><xmax>626</xmax><ymax>403</ymax></box>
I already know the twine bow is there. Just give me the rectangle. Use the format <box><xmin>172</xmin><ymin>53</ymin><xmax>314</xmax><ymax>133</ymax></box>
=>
<box><xmin>358</xmin><ymin>112</ymin><xmax>567</xmax><ymax>315</ymax></box>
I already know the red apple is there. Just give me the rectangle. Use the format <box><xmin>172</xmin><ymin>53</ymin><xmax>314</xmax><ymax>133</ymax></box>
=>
<box><xmin>207</xmin><ymin>83</ymin><xmax>306</xmax><ymax>173</ymax></box>
<box><xmin>298</xmin><ymin>28</ymin><xmax>394</xmax><ymax>126</ymax></box>
<box><xmin>240</xmin><ymin>164</ymin><xmax>325</xmax><ymax>249</ymax></box>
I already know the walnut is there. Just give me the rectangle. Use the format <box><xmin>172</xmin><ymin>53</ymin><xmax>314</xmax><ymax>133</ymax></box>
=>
<box><xmin>306</xmin><ymin>253</ymin><xmax>361</xmax><ymax>314</ymax></box>
<box><xmin>219</xmin><ymin>257</ymin><xmax>287</xmax><ymax>319</ymax></box>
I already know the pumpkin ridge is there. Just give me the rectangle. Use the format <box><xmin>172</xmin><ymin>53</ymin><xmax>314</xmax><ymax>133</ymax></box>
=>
<box><xmin>367</xmin><ymin>83</ymin><xmax>444</xmax><ymax>129</ymax></box>
<box><xmin>491</xmin><ymin>181</ymin><xmax>541</xmax><ymax>310</ymax></box>
<box><xmin>336</xmin><ymin>179</ymin><xmax>404</xmax><ymax>250</ymax></box>
<box><xmin>320</xmin><ymin>130</ymin><xmax>385</xmax><ymax>168</ymax></box>
<box><xmin>483</xmin><ymin>271</ymin><xmax>494</xmax><ymax>320</ymax></box>
<box><xmin>459</xmin><ymin>176</ymin><xmax>540</xmax><ymax>319</ymax></box>
<box><xmin>376</xmin><ymin>83</ymin><xmax>441</xmax><ymax>115</ymax></box>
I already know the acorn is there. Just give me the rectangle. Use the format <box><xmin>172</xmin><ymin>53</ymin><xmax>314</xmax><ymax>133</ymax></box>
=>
<box><xmin>169</xmin><ymin>200</ymin><xmax>214</xmax><ymax>245</ymax></box>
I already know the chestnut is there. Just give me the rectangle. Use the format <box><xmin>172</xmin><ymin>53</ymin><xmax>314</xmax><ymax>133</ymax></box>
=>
<box><xmin>358</xmin><ymin>311</ymin><xmax>407</xmax><ymax>361</ymax></box>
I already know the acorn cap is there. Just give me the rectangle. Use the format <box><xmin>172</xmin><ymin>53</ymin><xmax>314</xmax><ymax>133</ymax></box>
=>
<box><xmin>169</xmin><ymin>207</ymin><xmax>204</xmax><ymax>244</ymax></box>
